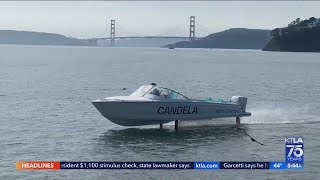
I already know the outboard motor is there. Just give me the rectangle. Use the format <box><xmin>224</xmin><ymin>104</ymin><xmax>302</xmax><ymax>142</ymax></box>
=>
<box><xmin>231</xmin><ymin>96</ymin><xmax>248</xmax><ymax>112</ymax></box>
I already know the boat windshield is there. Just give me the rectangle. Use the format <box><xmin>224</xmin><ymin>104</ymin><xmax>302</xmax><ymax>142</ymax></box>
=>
<box><xmin>130</xmin><ymin>85</ymin><xmax>189</xmax><ymax>100</ymax></box>
<box><xmin>130</xmin><ymin>85</ymin><xmax>153</xmax><ymax>97</ymax></box>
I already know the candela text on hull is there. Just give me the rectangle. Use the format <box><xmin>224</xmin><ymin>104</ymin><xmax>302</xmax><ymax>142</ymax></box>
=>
<box><xmin>92</xmin><ymin>83</ymin><xmax>251</xmax><ymax>126</ymax></box>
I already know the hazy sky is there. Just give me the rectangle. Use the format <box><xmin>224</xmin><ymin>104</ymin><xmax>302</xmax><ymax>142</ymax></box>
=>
<box><xmin>0</xmin><ymin>1</ymin><xmax>320</xmax><ymax>38</ymax></box>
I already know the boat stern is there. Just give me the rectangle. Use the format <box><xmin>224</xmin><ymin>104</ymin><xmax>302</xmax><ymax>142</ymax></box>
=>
<box><xmin>230</xmin><ymin>96</ymin><xmax>248</xmax><ymax>112</ymax></box>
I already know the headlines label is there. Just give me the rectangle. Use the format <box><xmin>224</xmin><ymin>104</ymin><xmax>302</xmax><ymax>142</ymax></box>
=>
<box><xmin>16</xmin><ymin>161</ymin><xmax>60</xmax><ymax>170</ymax></box>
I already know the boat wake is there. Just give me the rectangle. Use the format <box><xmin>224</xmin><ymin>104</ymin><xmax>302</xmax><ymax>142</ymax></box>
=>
<box><xmin>242</xmin><ymin>105</ymin><xmax>318</xmax><ymax>124</ymax></box>
<box><xmin>164</xmin><ymin>105</ymin><xmax>319</xmax><ymax>127</ymax></box>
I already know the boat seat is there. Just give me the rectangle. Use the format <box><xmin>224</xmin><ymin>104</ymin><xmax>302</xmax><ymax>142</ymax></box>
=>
<box><xmin>203</xmin><ymin>98</ymin><xmax>224</xmax><ymax>103</ymax></box>
<box><xmin>214</xmin><ymin>98</ymin><xmax>224</xmax><ymax>103</ymax></box>
<box><xmin>203</xmin><ymin>97</ymin><xmax>213</xmax><ymax>102</ymax></box>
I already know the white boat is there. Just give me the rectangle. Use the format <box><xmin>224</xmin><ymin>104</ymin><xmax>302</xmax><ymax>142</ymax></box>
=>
<box><xmin>92</xmin><ymin>83</ymin><xmax>251</xmax><ymax>127</ymax></box>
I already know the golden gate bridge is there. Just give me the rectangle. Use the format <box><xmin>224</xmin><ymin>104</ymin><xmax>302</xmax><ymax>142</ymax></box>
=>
<box><xmin>96</xmin><ymin>16</ymin><xmax>212</xmax><ymax>47</ymax></box>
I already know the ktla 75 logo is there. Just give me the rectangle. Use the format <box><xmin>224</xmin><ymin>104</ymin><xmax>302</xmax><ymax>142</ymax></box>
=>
<box><xmin>285</xmin><ymin>137</ymin><xmax>304</xmax><ymax>162</ymax></box>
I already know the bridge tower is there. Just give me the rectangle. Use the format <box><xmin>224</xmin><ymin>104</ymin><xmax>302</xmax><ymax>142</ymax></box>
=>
<box><xmin>110</xmin><ymin>19</ymin><xmax>115</xmax><ymax>47</ymax></box>
<box><xmin>189</xmin><ymin>16</ymin><xmax>195</xmax><ymax>41</ymax></box>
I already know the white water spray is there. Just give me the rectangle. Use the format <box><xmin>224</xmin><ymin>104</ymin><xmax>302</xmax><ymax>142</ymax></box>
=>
<box><xmin>242</xmin><ymin>105</ymin><xmax>317</xmax><ymax>124</ymax></box>
<box><xmin>163</xmin><ymin>105</ymin><xmax>318</xmax><ymax>127</ymax></box>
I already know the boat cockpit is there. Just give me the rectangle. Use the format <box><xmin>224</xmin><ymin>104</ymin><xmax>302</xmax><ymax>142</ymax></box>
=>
<box><xmin>130</xmin><ymin>85</ymin><xmax>189</xmax><ymax>100</ymax></box>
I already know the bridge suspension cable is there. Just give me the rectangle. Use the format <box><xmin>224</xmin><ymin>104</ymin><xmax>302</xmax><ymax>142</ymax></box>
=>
<box><xmin>196</xmin><ymin>19</ymin><xmax>212</xmax><ymax>37</ymax></box>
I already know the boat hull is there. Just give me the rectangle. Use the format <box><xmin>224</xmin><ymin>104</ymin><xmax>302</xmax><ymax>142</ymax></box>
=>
<box><xmin>92</xmin><ymin>100</ymin><xmax>251</xmax><ymax>126</ymax></box>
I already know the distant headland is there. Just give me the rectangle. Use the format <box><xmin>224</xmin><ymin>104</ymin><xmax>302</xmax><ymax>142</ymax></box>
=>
<box><xmin>0</xmin><ymin>30</ymin><xmax>96</xmax><ymax>46</ymax></box>
<box><xmin>263</xmin><ymin>17</ymin><xmax>320</xmax><ymax>52</ymax></box>
<box><xmin>163</xmin><ymin>28</ymin><xmax>271</xmax><ymax>49</ymax></box>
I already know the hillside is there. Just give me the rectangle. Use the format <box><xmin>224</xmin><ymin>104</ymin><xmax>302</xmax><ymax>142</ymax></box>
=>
<box><xmin>163</xmin><ymin>28</ymin><xmax>271</xmax><ymax>49</ymax></box>
<box><xmin>0</xmin><ymin>30</ymin><xmax>95</xmax><ymax>46</ymax></box>
<box><xmin>263</xmin><ymin>17</ymin><xmax>320</xmax><ymax>52</ymax></box>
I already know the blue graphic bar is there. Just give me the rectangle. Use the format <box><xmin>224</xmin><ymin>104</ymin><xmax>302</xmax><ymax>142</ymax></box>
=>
<box><xmin>286</xmin><ymin>162</ymin><xmax>304</xmax><ymax>170</ymax></box>
<box><xmin>194</xmin><ymin>162</ymin><xmax>219</xmax><ymax>170</ymax></box>
<box><xmin>269</xmin><ymin>162</ymin><xmax>286</xmax><ymax>170</ymax></box>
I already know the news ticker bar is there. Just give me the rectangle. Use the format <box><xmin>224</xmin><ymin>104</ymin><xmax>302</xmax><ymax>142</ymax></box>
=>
<box><xmin>16</xmin><ymin>161</ymin><xmax>303</xmax><ymax>170</ymax></box>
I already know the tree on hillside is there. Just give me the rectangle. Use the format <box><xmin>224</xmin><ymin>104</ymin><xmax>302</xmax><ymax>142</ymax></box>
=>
<box><xmin>300</xmin><ymin>19</ymin><xmax>310</xmax><ymax>27</ymax></box>
<box><xmin>309</xmin><ymin>17</ymin><xmax>316</xmax><ymax>22</ymax></box>
<box><xmin>271</xmin><ymin>28</ymin><xmax>281</xmax><ymax>39</ymax></box>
